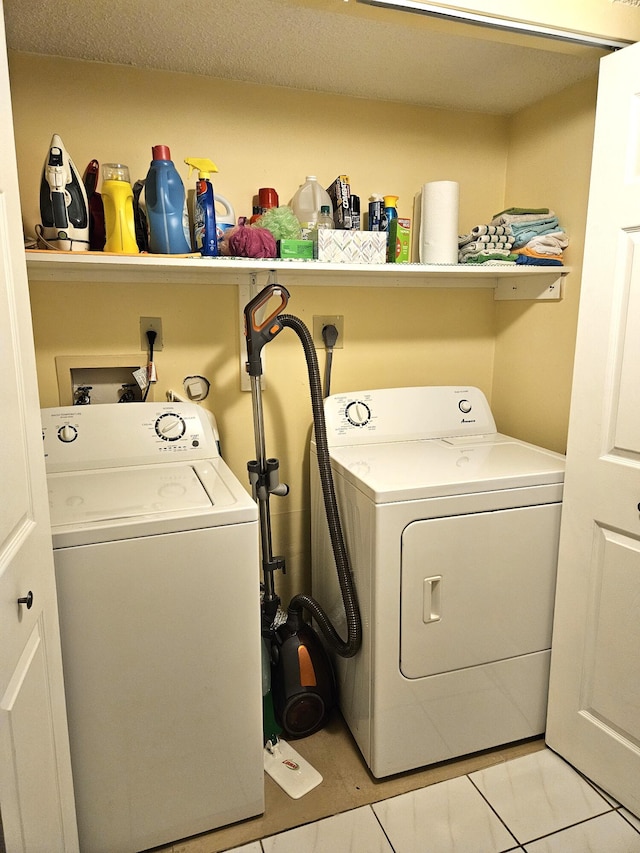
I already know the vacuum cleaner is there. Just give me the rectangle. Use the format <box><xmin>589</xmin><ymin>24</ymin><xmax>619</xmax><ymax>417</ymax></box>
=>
<box><xmin>243</xmin><ymin>284</ymin><xmax>361</xmax><ymax>741</ymax></box>
<box><xmin>38</xmin><ymin>133</ymin><xmax>90</xmax><ymax>251</ymax></box>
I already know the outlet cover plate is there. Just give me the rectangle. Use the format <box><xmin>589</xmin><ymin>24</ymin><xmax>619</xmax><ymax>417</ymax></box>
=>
<box><xmin>312</xmin><ymin>315</ymin><xmax>344</xmax><ymax>349</ymax></box>
<box><xmin>140</xmin><ymin>316</ymin><xmax>164</xmax><ymax>351</ymax></box>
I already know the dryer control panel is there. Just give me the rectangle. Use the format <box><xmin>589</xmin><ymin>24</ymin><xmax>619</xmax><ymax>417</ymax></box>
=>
<box><xmin>42</xmin><ymin>402</ymin><xmax>219</xmax><ymax>472</ymax></box>
<box><xmin>323</xmin><ymin>386</ymin><xmax>497</xmax><ymax>447</ymax></box>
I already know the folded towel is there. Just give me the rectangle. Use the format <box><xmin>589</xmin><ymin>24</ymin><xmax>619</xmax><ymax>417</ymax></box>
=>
<box><xmin>459</xmin><ymin>239</ymin><xmax>513</xmax><ymax>254</ymax></box>
<box><xmin>492</xmin><ymin>206</ymin><xmax>551</xmax><ymax>219</ymax></box>
<box><xmin>461</xmin><ymin>257</ymin><xmax>517</xmax><ymax>265</ymax></box>
<box><xmin>515</xmin><ymin>247</ymin><xmax>563</xmax><ymax>260</ymax></box>
<box><xmin>492</xmin><ymin>211</ymin><xmax>557</xmax><ymax>226</ymax></box>
<box><xmin>472</xmin><ymin>224</ymin><xmax>512</xmax><ymax>238</ymax></box>
<box><xmin>514</xmin><ymin>254</ymin><xmax>563</xmax><ymax>266</ymax></box>
<box><xmin>509</xmin><ymin>216</ymin><xmax>558</xmax><ymax>234</ymax></box>
<box><xmin>458</xmin><ymin>224</ymin><xmax>513</xmax><ymax>248</ymax></box>
<box><xmin>524</xmin><ymin>231</ymin><xmax>569</xmax><ymax>254</ymax></box>
<box><xmin>511</xmin><ymin>219</ymin><xmax>560</xmax><ymax>248</ymax></box>
<box><xmin>459</xmin><ymin>250</ymin><xmax>518</xmax><ymax>263</ymax></box>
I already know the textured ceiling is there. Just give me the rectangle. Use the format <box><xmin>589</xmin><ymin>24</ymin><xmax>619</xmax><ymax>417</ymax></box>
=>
<box><xmin>2</xmin><ymin>0</ymin><xmax>607</xmax><ymax>115</ymax></box>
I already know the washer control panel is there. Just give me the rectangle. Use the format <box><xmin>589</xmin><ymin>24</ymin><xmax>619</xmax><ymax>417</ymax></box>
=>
<box><xmin>42</xmin><ymin>403</ymin><xmax>219</xmax><ymax>473</ymax></box>
<box><xmin>324</xmin><ymin>386</ymin><xmax>497</xmax><ymax>447</ymax></box>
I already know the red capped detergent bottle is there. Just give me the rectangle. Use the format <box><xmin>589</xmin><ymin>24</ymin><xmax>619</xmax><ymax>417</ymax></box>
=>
<box><xmin>145</xmin><ymin>145</ymin><xmax>191</xmax><ymax>254</ymax></box>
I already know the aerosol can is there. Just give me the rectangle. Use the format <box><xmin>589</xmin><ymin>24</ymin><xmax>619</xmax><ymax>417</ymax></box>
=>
<box><xmin>39</xmin><ymin>134</ymin><xmax>90</xmax><ymax>251</ymax></box>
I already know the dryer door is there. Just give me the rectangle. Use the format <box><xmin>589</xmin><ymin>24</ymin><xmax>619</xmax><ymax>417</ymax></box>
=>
<box><xmin>400</xmin><ymin>503</ymin><xmax>561</xmax><ymax>679</ymax></box>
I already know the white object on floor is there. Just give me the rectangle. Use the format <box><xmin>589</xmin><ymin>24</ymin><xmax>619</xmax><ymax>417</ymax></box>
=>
<box><xmin>264</xmin><ymin>739</ymin><xmax>323</xmax><ymax>799</ymax></box>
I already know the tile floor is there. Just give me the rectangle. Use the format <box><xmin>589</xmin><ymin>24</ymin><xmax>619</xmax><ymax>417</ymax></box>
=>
<box><xmin>226</xmin><ymin>748</ymin><xmax>640</xmax><ymax>853</ymax></box>
<box><xmin>158</xmin><ymin>713</ymin><xmax>639</xmax><ymax>853</ymax></box>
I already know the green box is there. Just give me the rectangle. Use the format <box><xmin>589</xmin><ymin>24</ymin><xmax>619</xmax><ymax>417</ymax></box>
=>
<box><xmin>279</xmin><ymin>239</ymin><xmax>314</xmax><ymax>259</ymax></box>
<box><xmin>387</xmin><ymin>218</ymin><xmax>411</xmax><ymax>263</ymax></box>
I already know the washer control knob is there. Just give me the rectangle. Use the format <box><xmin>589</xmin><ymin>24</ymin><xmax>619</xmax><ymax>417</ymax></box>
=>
<box><xmin>345</xmin><ymin>400</ymin><xmax>371</xmax><ymax>427</ymax></box>
<box><xmin>458</xmin><ymin>399</ymin><xmax>472</xmax><ymax>414</ymax></box>
<box><xmin>155</xmin><ymin>412</ymin><xmax>187</xmax><ymax>441</ymax></box>
<box><xmin>58</xmin><ymin>424</ymin><xmax>78</xmax><ymax>443</ymax></box>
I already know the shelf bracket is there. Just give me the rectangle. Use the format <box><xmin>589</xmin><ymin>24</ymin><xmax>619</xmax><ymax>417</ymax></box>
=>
<box><xmin>494</xmin><ymin>272</ymin><xmax>566</xmax><ymax>301</ymax></box>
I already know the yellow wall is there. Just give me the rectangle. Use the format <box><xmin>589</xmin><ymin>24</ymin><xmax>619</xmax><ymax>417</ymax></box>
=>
<box><xmin>493</xmin><ymin>76</ymin><xmax>598</xmax><ymax>452</ymax></box>
<box><xmin>9</xmin><ymin>52</ymin><xmax>597</xmax><ymax>598</ymax></box>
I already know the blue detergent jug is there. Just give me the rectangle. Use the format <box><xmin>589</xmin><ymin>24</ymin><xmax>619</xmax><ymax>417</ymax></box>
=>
<box><xmin>145</xmin><ymin>145</ymin><xmax>191</xmax><ymax>254</ymax></box>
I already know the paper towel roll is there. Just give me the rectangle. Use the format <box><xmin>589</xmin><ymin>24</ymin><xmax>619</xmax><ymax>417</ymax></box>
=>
<box><xmin>420</xmin><ymin>181</ymin><xmax>459</xmax><ymax>264</ymax></box>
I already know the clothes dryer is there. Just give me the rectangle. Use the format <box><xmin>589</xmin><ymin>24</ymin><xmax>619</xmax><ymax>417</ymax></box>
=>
<box><xmin>43</xmin><ymin>402</ymin><xmax>263</xmax><ymax>853</ymax></box>
<box><xmin>311</xmin><ymin>386</ymin><xmax>564</xmax><ymax>778</ymax></box>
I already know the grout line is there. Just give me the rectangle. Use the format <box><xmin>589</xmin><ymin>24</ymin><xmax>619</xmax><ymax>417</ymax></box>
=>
<box><xmin>513</xmin><ymin>811</ymin><xmax>618</xmax><ymax>848</ymax></box>
<box><xmin>369</xmin><ymin>802</ymin><xmax>398</xmax><ymax>852</ymax></box>
<box><xmin>466</xmin><ymin>772</ymin><xmax>520</xmax><ymax>849</ymax></box>
<box><xmin>619</xmin><ymin>810</ymin><xmax>640</xmax><ymax>836</ymax></box>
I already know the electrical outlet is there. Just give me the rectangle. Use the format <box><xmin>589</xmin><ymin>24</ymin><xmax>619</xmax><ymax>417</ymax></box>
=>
<box><xmin>312</xmin><ymin>315</ymin><xmax>344</xmax><ymax>349</ymax></box>
<box><xmin>140</xmin><ymin>316</ymin><xmax>163</xmax><ymax>351</ymax></box>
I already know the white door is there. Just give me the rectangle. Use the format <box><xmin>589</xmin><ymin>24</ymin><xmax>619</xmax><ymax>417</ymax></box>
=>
<box><xmin>0</xmin><ymin>6</ymin><xmax>79</xmax><ymax>851</ymax></box>
<box><xmin>546</xmin><ymin>41</ymin><xmax>640</xmax><ymax>818</ymax></box>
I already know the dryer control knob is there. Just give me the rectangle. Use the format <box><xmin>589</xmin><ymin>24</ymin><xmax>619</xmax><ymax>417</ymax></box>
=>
<box><xmin>458</xmin><ymin>399</ymin><xmax>472</xmax><ymax>414</ymax></box>
<box><xmin>345</xmin><ymin>400</ymin><xmax>371</xmax><ymax>427</ymax></box>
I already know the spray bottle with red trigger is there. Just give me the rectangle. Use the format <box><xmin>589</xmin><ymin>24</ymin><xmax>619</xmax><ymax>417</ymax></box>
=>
<box><xmin>184</xmin><ymin>157</ymin><xmax>219</xmax><ymax>256</ymax></box>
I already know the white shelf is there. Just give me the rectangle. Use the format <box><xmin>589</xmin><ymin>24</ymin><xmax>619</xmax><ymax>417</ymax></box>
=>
<box><xmin>25</xmin><ymin>251</ymin><xmax>569</xmax><ymax>299</ymax></box>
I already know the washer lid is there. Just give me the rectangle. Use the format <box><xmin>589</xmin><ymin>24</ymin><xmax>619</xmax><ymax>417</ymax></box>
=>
<box><xmin>328</xmin><ymin>434</ymin><xmax>565</xmax><ymax>503</ymax></box>
<box><xmin>47</xmin><ymin>457</ymin><xmax>258</xmax><ymax>549</ymax></box>
<box><xmin>48</xmin><ymin>463</ymin><xmax>214</xmax><ymax>527</ymax></box>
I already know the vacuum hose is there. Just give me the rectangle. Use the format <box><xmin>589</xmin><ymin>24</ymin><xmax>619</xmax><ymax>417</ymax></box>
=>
<box><xmin>280</xmin><ymin>314</ymin><xmax>362</xmax><ymax>658</ymax></box>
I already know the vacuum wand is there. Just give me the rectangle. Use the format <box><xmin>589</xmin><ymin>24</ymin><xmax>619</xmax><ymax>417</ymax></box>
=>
<box><xmin>243</xmin><ymin>283</ymin><xmax>362</xmax><ymax>740</ymax></box>
<box><xmin>243</xmin><ymin>285</ymin><xmax>291</xmax><ymax>621</ymax></box>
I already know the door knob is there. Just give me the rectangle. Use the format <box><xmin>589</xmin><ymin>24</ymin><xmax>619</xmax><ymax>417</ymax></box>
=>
<box><xmin>17</xmin><ymin>591</ymin><xmax>33</xmax><ymax>609</ymax></box>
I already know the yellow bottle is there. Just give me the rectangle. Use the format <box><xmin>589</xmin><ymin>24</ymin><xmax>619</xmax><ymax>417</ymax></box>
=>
<box><xmin>102</xmin><ymin>163</ymin><xmax>139</xmax><ymax>254</ymax></box>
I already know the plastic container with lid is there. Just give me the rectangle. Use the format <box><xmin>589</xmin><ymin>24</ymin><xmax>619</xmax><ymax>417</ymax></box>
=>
<box><xmin>101</xmin><ymin>163</ymin><xmax>139</xmax><ymax>254</ymax></box>
<box><xmin>290</xmin><ymin>176</ymin><xmax>333</xmax><ymax>232</ymax></box>
<box><xmin>145</xmin><ymin>145</ymin><xmax>191</xmax><ymax>254</ymax></box>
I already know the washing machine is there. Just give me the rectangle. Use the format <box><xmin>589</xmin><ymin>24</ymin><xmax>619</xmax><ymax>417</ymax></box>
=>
<box><xmin>42</xmin><ymin>402</ymin><xmax>263</xmax><ymax>853</ymax></box>
<box><xmin>311</xmin><ymin>386</ymin><xmax>565</xmax><ymax>778</ymax></box>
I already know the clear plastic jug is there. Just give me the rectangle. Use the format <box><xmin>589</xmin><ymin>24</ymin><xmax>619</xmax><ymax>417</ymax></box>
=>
<box><xmin>290</xmin><ymin>176</ymin><xmax>333</xmax><ymax>230</ymax></box>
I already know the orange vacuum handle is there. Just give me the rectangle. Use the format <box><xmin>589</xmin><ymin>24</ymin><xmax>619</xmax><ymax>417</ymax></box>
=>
<box><xmin>244</xmin><ymin>284</ymin><xmax>291</xmax><ymax>377</ymax></box>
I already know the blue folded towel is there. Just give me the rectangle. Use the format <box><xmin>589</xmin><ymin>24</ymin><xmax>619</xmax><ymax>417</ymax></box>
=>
<box><xmin>511</xmin><ymin>218</ymin><xmax>560</xmax><ymax>248</ymax></box>
<box><xmin>515</xmin><ymin>254</ymin><xmax>563</xmax><ymax>266</ymax></box>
